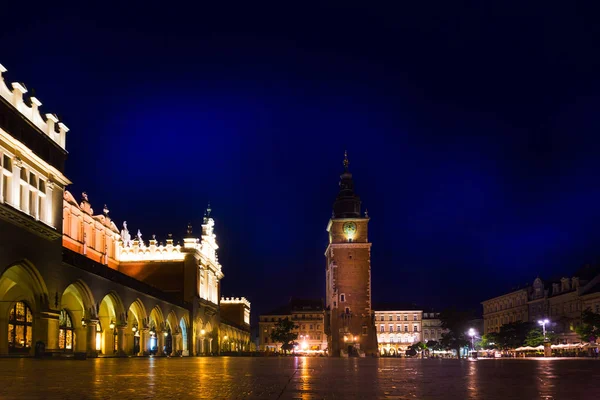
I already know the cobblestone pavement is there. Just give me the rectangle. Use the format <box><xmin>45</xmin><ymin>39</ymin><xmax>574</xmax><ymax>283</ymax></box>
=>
<box><xmin>1</xmin><ymin>357</ymin><xmax>599</xmax><ymax>399</ymax></box>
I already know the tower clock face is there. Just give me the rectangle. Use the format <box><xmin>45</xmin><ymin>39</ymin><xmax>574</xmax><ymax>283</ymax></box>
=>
<box><xmin>343</xmin><ymin>221</ymin><xmax>357</xmax><ymax>236</ymax></box>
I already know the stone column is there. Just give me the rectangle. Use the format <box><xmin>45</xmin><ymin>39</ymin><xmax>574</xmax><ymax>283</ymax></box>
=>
<box><xmin>140</xmin><ymin>329</ymin><xmax>149</xmax><ymax>356</ymax></box>
<box><xmin>39</xmin><ymin>311</ymin><xmax>60</xmax><ymax>353</ymax></box>
<box><xmin>86</xmin><ymin>320</ymin><xmax>98</xmax><ymax>357</ymax></box>
<box><xmin>117</xmin><ymin>325</ymin><xmax>126</xmax><ymax>356</ymax></box>
<box><xmin>209</xmin><ymin>338</ymin><xmax>213</xmax><ymax>355</ymax></box>
<box><xmin>157</xmin><ymin>332</ymin><xmax>165</xmax><ymax>356</ymax></box>
<box><xmin>200</xmin><ymin>338</ymin><xmax>205</xmax><ymax>355</ymax></box>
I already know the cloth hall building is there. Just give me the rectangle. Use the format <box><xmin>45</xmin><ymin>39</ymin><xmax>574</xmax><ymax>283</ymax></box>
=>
<box><xmin>0</xmin><ymin>61</ymin><xmax>250</xmax><ymax>357</ymax></box>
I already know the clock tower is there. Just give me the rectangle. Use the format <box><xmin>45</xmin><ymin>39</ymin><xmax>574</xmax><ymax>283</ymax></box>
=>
<box><xmin>325</xmin><ymin>152</ymin><xmax>377</xmax><ymax>357</ymax></box>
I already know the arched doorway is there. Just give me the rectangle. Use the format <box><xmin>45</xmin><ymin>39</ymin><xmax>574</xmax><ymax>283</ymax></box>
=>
<box><xmin>0</xmin><ymin>262</ymin><xmax>48</xmax><ymax>355</ymax></box>
<box><xmin>164</xmin><ymin>328</ymin><xmax>172</xmax><ymax>355</ymax></box>
<box><xmin>7</xmin><ymin>301</ymin><xmax>33</xmax><ymax>353</ymax></box>
<box><xmin>97</xmin><ymin>292</ymin><xmax>124</xmax><ymax>355</ymax></box>
<box><xmin>127</xmin><ymin>299</ymin><xmax>147</xmax><ymax>356</ymax></box>
<box><xmin>58</xmin><ymin>309</ymin><xmax>75</xmax><ymax>351</ymax></box>
<box><xmin>60</xmin><ymin>281</ymin><xmax>94</xmax><ymax>354</ymax></box>
<box><xmin>179</xmin><ymin>316</ymin><xmax>189</xmax><ymax>356</ymax></box>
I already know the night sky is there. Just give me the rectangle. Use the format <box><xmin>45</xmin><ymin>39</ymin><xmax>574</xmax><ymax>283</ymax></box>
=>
<box><xmin>2</xmin><ymin>2</ymin><xmax>600</xmax><ymax>322</ymax></box>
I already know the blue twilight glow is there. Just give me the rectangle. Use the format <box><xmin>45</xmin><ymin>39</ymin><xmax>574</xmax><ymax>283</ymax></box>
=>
<box><xmin>2</xmin><ymin>3</ymin><xmax>599</xmax><ymax>321</ymax></box>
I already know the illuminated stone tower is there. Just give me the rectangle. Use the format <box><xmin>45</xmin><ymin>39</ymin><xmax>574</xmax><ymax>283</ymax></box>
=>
<box><xmin>325</xmin><ymin>152</ymin><xmax>377</xmax><ymax>357</ymax></box>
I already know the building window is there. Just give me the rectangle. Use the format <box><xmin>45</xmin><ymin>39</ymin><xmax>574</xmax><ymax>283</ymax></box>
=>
<box><xmin>340</xmin><ymin>294</ymin><xmax>345</xmax><ymax>302</ymax></box>
<box><xmin>380</xmin><ymin>315</ymin><xmax>384</xmax><ymax>321</ymax></box>
<box><xmin>413</xmin><ymin>325</ymin><xmax>418</xmax><ymax>332</ymax></box>
<box><xmin>345</xmin><ymin>307</ymin><xmax>350</xmax><ymax>314</ymax></box>
<box><xmin>413</xmin><ymin>314</ymin><xmax>417</xmax><ymax>321</ymax></box>
<box><xmin>380</xmin><ymin>325</ymin><xmax>384</xmax><ymax>332</ymax></box>
<box><xmin>404</xmin><ymin>315</ymin><xmax>408</xmax><ymax>321</ymax></box>
<box><xmin>1</xmin><ymin>154</ymin><xmax>12</xmax><ymax>203</ymax></box>
<box><xmin>404</xmin><ymin>325</ymin><xmax>408</xmax><ymax>332</ymax></box>
<box><xmin>309</xmin><ymin>324</ymin><xmax>313</xmax><ymax>330</ymax></box>
<box><xmin>59</xmin><ymin>309</ymin><xmax>75</xmax><ymax>350</ymax></box>
<box><xmin>396</xmin><ymin>315</ymin><xmax>400</xmax><ymax>321</ymax></box>
<box><xmin>8</xmin><ymin>301</ymin><xmax>33</xmax><ymax>353</ymax></box>
<box><xmin>316</xmin><ymin>324</ymin><xmax>320</xmax><ymax>330</ymax></box>
<box><xmin>362</xmin><ymin>325</ymin><xmax>368</xmax><ymax>335</ymax></box>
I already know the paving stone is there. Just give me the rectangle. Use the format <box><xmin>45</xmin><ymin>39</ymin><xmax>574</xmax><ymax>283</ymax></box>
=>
<box><xmin>0</xmin><ymin>357</ymin><xmax>599</xmax><ymax>399</ymax></box>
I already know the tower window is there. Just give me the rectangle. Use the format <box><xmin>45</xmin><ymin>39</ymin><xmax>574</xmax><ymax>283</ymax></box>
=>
<box><xmin>345</xmin><ymin>307</ymin><xmax>350</xmax><ymax>314</ymax></box>
<box><xmin>362</xmin><ymin>325</ymin><xmax>368</xmax><ymax>335</ymax></box>
<box><xmin>340</xmin><ymin>294</ymin><xmax>345</xmax><ymax>302</ymax></box>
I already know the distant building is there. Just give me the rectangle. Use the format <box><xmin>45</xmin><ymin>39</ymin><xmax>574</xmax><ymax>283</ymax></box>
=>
<box><xmin>422</xmin><ymin>311</ymin><xmax>447</xmax><ymax>343</ymax></box>
<box><xmin>374</xmin><ymin>306</ymin><xmax>422</xmax><ymax>356</ymax></box>
<box><xmin>258</xmin><ymin>298</ymin><xmax>327</xmax><ymax>353</ymax></box>
<box><xmin>482</xmin><ymin>265</ymin><xmax>600</xmax><ymax>344</ymax></box>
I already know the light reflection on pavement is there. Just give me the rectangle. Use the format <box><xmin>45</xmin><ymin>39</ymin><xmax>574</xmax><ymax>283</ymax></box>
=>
<box><xmin>0</xmin><ymin>357</ymin><xmax>599</xmax><ymax>399</ymax></box>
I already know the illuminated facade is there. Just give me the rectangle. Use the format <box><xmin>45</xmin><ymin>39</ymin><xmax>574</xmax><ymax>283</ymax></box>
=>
<box><xmin>259</xmin><ymin>298</ymin><xmax>327</xmax><ymax>353</ymax></box>
<box><xmin>375</xmin><ymin>309</ymin><xmax>422</xmax><ymax>356</ymax></box>
<box><xmin>325</xmin><ymin>153</ymin><xmax>377</xmax><ymax>357</ymax></box>
<box><xmin>0</xmin><ymin>60</ymin><xmax>249</xmax><ymax>357</ymax></box>
<box><xmin>482</xmin><ymin>268</ymin><xmax>600</xmax><ymax>344</ymax></box>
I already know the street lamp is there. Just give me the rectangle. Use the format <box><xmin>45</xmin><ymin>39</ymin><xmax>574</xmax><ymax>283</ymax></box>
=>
<box><xmin>468</xmin><ymin>328</ymin><xmax>476</xmax><ymax>358</ymax></box>
<box><xmin>538</xmin><ymin>319</ymin><xmax>550</xmax><ymax>341</ymax></box>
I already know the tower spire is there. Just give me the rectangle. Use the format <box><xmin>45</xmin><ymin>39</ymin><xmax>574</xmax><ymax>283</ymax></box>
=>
<box><xmin>343</xmin><ymin>150</ymin><xmax>349</xmax><ymax>171</ymax></box>
<box><xmin>332</xmin><ymin>150</ymin><xmax>361</xmax><ymax>218</ymax></box>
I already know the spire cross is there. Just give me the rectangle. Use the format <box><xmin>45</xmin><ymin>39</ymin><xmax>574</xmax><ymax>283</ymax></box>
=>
<box><xmin>343</xmin><ymin>150</ymin><xmax>349</xmax><ymax>170</ymax></box>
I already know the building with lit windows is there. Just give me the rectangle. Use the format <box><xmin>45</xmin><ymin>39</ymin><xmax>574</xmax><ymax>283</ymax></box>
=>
<box><xmin>0</xmin><ymin>60</ymin><xmax>249</xmax><ymax>357</ymax></box>
<box><xmin>258</xmin><ymin>298</ymin><xmax>327</xmax><ymax>354</ymax></box>
<box><xmin>482</xmin><ymin>265</ymin><xmax>600</xmax><ymax>344</ymax></box>
<box><xmin>374</xmin><ymin>307</ymin><xmax>422</xmax><ymax>356</ymax></box>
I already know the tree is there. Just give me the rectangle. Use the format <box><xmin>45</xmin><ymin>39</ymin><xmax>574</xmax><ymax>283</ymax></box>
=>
<box><xmin>494</xmin><ymin>321</ymin><xmax>531</xmax><ymax>350</ymax></box>
<box><xmin>269</xmin><ymin>318</ymin><xmax>298</xmax><ymax>354</ymax></box>
<box><xmin>480</xmin><ymin>333</ymin><xmax>499</xmax><ymax>349</ymax></box>
<box><xmin>439</xmin><ymin>308</ymin><xmax>472</xmax><ymax>358</ymax></box>
<box><xmin>576</xmin><ymin>309</ymin><xmax>600</xmax><ymax>343</ymax></box>
<box><xmin>409</xmin><ymin>341</ymin><xmax>427</xmax><ymax>358</ymax></box>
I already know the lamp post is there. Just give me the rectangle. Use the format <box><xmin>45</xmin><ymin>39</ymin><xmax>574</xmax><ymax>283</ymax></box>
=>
<box><xmin>538</xmin><ymin>319</ymin><xmax>549</xmax><ymax>341</ymax></box>
<box><xmin>468</xmin><ymin>328</ymin><xmax>476</xmax><ymax>358</ymax></box>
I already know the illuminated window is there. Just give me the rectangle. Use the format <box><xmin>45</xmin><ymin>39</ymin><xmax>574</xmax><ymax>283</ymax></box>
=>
<box><xmin>1</xmin><ymin>154</ymin><xmax>12</xmax><ymax>203</ymax></box>
<box><xmin>8</xmin><ymin>301</ymin><xmax>33</xmax><ymax>353</ymax></box>
<box><xmin>59</xmin><ymin>309</ymin><xmax>75</xmax><ymax>351</ymax></box>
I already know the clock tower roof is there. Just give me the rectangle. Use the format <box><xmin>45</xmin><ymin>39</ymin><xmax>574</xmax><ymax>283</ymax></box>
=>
<box><xmin>332</xmin><ymin>151</ymin><xmax>361</xmax><ymax>218</ymax></box>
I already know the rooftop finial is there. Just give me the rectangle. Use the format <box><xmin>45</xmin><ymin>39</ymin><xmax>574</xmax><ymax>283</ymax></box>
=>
<box><xmin>187</xmin><ymin>222</ymin><xmax>193</xmax><ymax>235</ymax></box>
<box><xmin>343</xmin><ymin>150</ymin><xmax>349</xmax><ymax>171</ymax></box>
<box><xmin>206</xmin><ymin>202</ymin><xmax>212</xmax><ymax>218</ymax></box>
<box><xmin>103</xmin><ymin>204</ymin><xmax>109</xmax><ymax>216</ymax></box>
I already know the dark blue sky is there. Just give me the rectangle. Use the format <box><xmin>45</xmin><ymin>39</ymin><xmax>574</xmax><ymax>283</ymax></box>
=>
<box><xmin>2</xmin><ymin>2</ymin><xmax>600</xmax><ymax>319</ymax></box>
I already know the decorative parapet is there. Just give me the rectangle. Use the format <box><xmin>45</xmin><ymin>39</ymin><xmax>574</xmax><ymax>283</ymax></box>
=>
<box><xmin>221</xmin><ymin>297</ymin><xmax>251</xmax><ymax>308</ymax></box>
<box><xmin>0</xmin><ymin>62</ymin><xmax>69</xmax><ymax>150</ymax></box>
<box><xmin>118</xmin><ymin>228</ymin><xmax>185</xmax><ymax>262</ymax></box>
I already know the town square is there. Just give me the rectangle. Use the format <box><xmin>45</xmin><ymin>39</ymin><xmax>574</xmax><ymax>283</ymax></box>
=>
<box><xmin>1</xmin><ymin>1</ymin><xmax>600</xmax><ymax>399</ymax></box>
